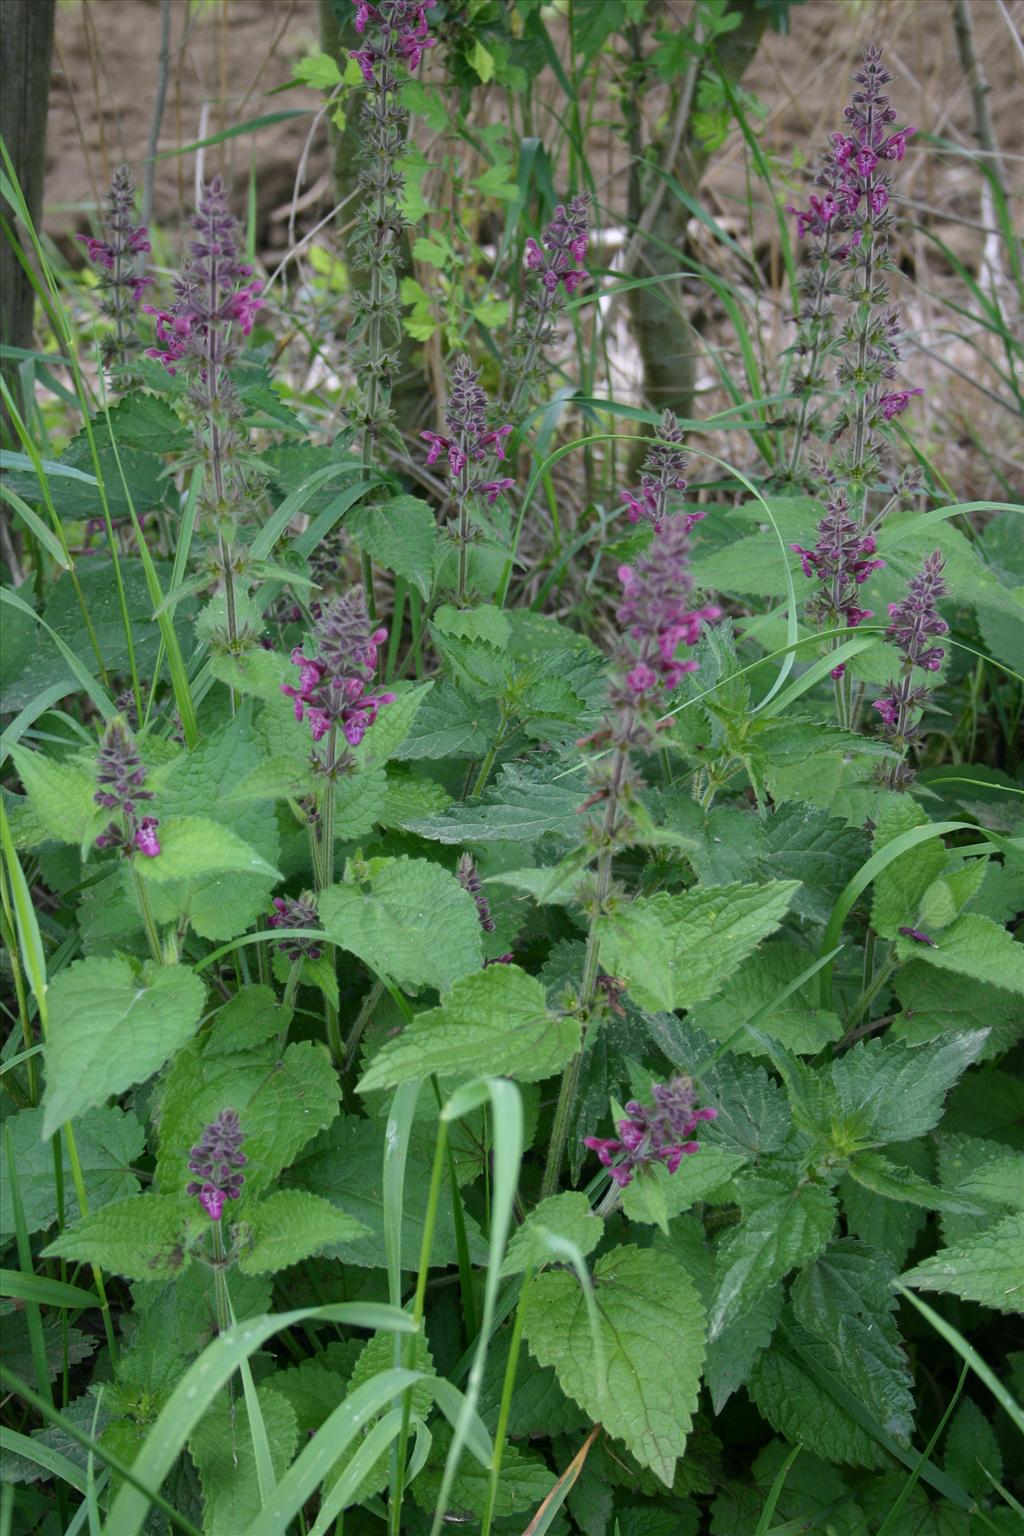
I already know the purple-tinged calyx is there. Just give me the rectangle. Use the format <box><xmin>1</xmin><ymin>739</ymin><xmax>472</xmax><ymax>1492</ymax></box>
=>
<box><xmin>790</xmin><ymin>488</ymin><xmax>884</xmax><ymax>640</ymax></box>
<box><xmin>187</xmin><ymin>1109</ymin><xmax>247</xmax><ymax>1221</ymax></box>
<box><xmin>421</xmin><ymin>355</ymin><xmax>515</xmax><ymax>499</ymax></box>
<box><xmin>281</xmin><ymin>588</ymin><xmax>394</xmax><ymax>751</ymax></box>
<box><xmin>873</xmin><ymin>551</ymin><xmax>948</xmax><ymax>782</ymax></box>
<box><xmin>583</xmin><ymin>1076</ymin><xmax>717</xmax><ymax>1188</ymax></box>
<box><xmin>348</xmin><ymin>0</ymin><xmax>436</xmax><ymax>80</ymax></box>
<box><xmin>268</xmin><ymin>892</ymin><xmax>323</xmax><ymax>961</ymax></box>
<box><xmin>93</xmin><ymin>720</ymin><xmax>160</xmax><ymax>858</ymax></box>
<box><xmin>457</xmin><ymin>854</ymin><xmax>496</xmax><ymax>933</ymax></box>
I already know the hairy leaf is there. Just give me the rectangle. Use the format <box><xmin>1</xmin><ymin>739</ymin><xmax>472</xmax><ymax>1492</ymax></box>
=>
<box><xmin>43</xmin><ymin>1195</ymin><xmax>198</xmax><ymax>1281</ymax></box>
<box><xmin>830</xmin><ymin>1031</ymin><xmax>988</xmax><ymax>1145</ymax></box>
<box><xmin>320</xmin><ymin>857</ymin><xmax>482</xmax><ymax>991</ymax></box>
<box><xmin>901</xmin><ymin>1212</ymin><xmax>1024</xmax><ymax>1312</ymax></box>
<box><xmin>710</xmin><ymin>1173</ymin><xmax>837</xmax><ymax>1338</ymax></box>
<box><xmin>0</xmin><ymin>1106</ymin><xmax>145</xmax><ymax>1237</ymax></box>
<box><xmin>358</xmin><ymin>966</ymin><xmax>579</xmax><ymax>1091</ymax></box>
<box><xmin>596</xmin><ymin>880</ymin><xmax>800</xmax><ymax>1013</ymax></box>
<box><xmin>524</xmin><ymin>1243</ymin><xmax>706</xmax><ymax>1486</ymax></box>
<box><xmin>237</xmin><ymin>1190</ymin><xmax>367</xmax><ymax>1275</ymax></box>
<box><xmin>43</xmin><ymin>957</ymin><xmax>205</xmax><ymax>1136</ymax></box>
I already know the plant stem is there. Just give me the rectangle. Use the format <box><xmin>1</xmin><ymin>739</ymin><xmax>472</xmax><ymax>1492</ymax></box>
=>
<box><xmin>480</xmin><ymin>1268</ymin><xmax>533</xmax><ymax>1536</ymax></box>
<box><xmin>468</xmin><ymin>711</ymin><xmax>509</xmax><ymax>800</ymax></box>
<box><xmin>316</xmin><ymin>727</ymin><xmax>343</xmax><ymax>1065</ymax></box>
<box><xmin>130</xmin><ymin>861</ymin><xmax>163</xmax><ymax>964</ymax></box>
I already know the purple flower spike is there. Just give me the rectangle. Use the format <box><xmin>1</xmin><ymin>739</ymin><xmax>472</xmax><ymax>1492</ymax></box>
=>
<box><xmin>583</xmin><ymin>1076</ymin><xmax>717</xmax><ymax>1189</ymax></box>
<box><xmin>509</xmin><ymin>192</ymin><xmax>591</xmax><ymax>407</ymax></box>
<box><xmin>186</xmin><ymin>1109</ymin><xmax>247</xmax><ymax>1220</ymax></box>
<box><xmin>347</xmin><ymin>0</ymin><xmax>436</xmax><ymax>82</ymax></box>
<box><xmin>457</xmin><ymin>854</ymin><xmax>496</xmax><ymax>933</ymax></box>
<box><xmin>93</xmin><ymin>720</ymin><xmax>160</xmax><ymax>859</ymax></box>
<box><xmin>790</xmin><ymin>489</ymin><xmax>885</xmax><ymax>633</ymax></box>
<box><xmin>76</xmin><ymin>165</ymin><xmax>151</xmax><ymax>376</ymax></box>
<box><xmin>281</xmin><ymin>589</ymin><xmax>394</xmax><ymax>760</ymax></box>
<box><xmin>874</xmin><ymin>551</ymin><xmax>948</xmax><ymax>785</ymax></box>
<box><xmin>268</xmin><ymin>892</ymin><xmax>323</xmax><ymax>961</ymax></box>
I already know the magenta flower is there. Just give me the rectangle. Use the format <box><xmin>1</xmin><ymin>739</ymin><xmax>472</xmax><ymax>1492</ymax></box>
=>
<box><xmin>790</xmin><ymin>489</ymin><xmax>885</xmax><ymax>644</ymax></box>
<box><xmin>457</xmin><ymin>854</ymin><xmax>496</xmax><ymax>932</ymax></box>
<box><xmin>133</xmin><ymin>817</ymin><xmax>161</xmax><ymax>858</ymax></box>
<box><xmin>347</xmin><ymin>0</ymin><xmax>435</xmax><ymax>82</ymax></box>
<box><xmin>281</xmin><ymin>589</ymin><xmax>394</xmax><ymax>752</ymax></box>
<box><xmin>93</xmin><ymin>720</ymin><xmax>160</xmax><ymax>859</ymax></box>
<box><xmin>880</xmin><ymin>387</ymin><xmax>924</xmax><ymax>421</ymax></box>
<box><xmin>75</xmin><ymin>165</ymin><xmax>152</xmax><ymax>374</ymax></box>
<box><xmin>268</xmin><ymin>892</ymin><xmax>323</xmax><ymax>961</ymax></box>
<box><xmin>186</xmin><ymin>1109</ymin><xmax>247</xmax><ymax>1221</ymax></box>
<box><xmin>873</xmin><ymin>551</ymin><xmax>949</xmax><ymax>785</ymax></box>
<box><xmin>583</xmin><ymin>1077</ymin><xmax>717</xmax><ymax>1189</ymax></box>
<box><xmin>508</xmin><ymin>193</ymin><xmax>591</xmax><ymax>409</ymax></box>
<box><xmin>616</xmin><ymin>520</ymin><xmax>721</xmax><ymax>694</ymax></box>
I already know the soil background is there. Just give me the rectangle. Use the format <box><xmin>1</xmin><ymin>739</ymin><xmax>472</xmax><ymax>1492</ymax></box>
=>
<box><xmin>35</xmin><ymin>0</ymin><xmax>1024</xmax><ymax>498</ymax></box>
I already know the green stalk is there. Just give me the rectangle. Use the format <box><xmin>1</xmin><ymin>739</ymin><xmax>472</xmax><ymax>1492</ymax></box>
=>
<box><xmin>388</xmin><ymin>1115</ymin><xmax>448</xmax><ymax>1536</ymax></box>
<box><xmin>0</xmin><ymin>874</ymin><xmax>37</xmax><ymax>1104</ymax></box>
<box><xmin>480</xmin><ymin>1267</ymin><xmax>533</xmax><ymax>1536</ymax></box>
<box><xmin>129</xmin><ymin>860</ymin><xmax>163</xmax><ymax>965</ymax></box>
<box><xmin>468</xmin><ymin>711</ymin><xmax>509</xmax><ymax>800</ymax></box>
<box><xmin>315</xmin><ymin>727</ymin><xmax>343</xmax><ymax>1066</ymax></box>
<box><xmin>62</xmin><ymin>1123</ymin><xmax>118</xmax><ymax>1367</ymax></box>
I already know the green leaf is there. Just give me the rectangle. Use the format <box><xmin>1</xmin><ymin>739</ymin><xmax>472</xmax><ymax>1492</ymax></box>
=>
<box><xmin>433</xmin><ymin>603</ymin><xmax>511</xmax><ymax>650</ymax></box>
<box><xmin>390</xmin><ymin>681</ymin><xmax>499</xmax><ymax>761</ymax></box>
<box><xmin>871</xmin><ymin>800</ymin><xmax>949</xmax><ymax>940</ymax></box>
<box><xmin>404</xmin><ymin>760</ymin><xmax>586</xmax><ymax>844</ymax></box>
<box><xmin>155</xmin><ymin>1039</ymin><xmax>339</xmax><ymax>1203</ymax></box>
<box><xmin>524</xmin><ymin>1243</ymin><xmax>706</xmax><ymax>1487</ymax></box>
<box><xmin>357</xmin><ymin>965</ymin><xmax>579</xmax><ymax>1092</ymax></box>
<box><xmin>901</xmin><ymin>1212</ymin><xmax>1024</xmax><ymax>1313</ymax></box>
<box><xmin>42</xmin><ymin>958</ymin><xmax>205</xmax><ymax>1137</ymax></box>
<box><xmin>844</xmin><ymin>1150</ymin><xmax>985</xmax><ymax>1217</ymax></box>
<box><xmin>149</xmin><ymin>708</ymin><xmax>282</xmax><ymax>939</ymax></box>
<box><xmin>500</xmin><ymin>1192</ymin><xmax>603</xmax><ymax>1277</ymax></box>
<box><xmin>285</xmin><ymin>1115</ymin><xmax>488</xmax><ymax>1269</ymax></box>
<box><xmin>339</xmin><ymin>1326</ymin><xmax>436</xmax><ymax>1503</ymax></box>
<box><xmin>710</xmin><ymin>1174</ymin><xmax>837</xmax><ymax>1339</ymax></box>
<box><xmin>0</xmin><ymin>1106</ymin><xmax>144</xmax><ymax>1236</ymax></box>
<box><xmin>596</xmin><ymin>880</ymin><xmax>800</xmax><ymax>1013</ymax></box>
<box><xmin>621</xmin><ymin>1146</ymin><xmax>747</xmax><ymax>1231</ymax></box>
<box><xmin>293</xmin><ymin>49</ymin><xmax>343</xmax><ymax>89</ymax></box>
<box><xmin>237</xmin><ymin>1191</ymin><xmax>367</xmax><ymax>1275</ymax></box>
<box><xmin>704</xmin><ymin>1284</ymin><xmax>782</xmax><ymax>1414</ymax></box>
<box><xmin>42</xmin><ymin>1194</ymin><xmax>197</xmax><ymax>1281</ymax></box>
<box><xmin>470</xmin><ymin>37</ymin><xmax>495</xmax><ymax>82</ymax></box>
<box><xmin>134</xmin><ymin>815</ymin><xmax>279</xmax><ymax>884</ymax></box>
<box><xmin>691</xmin><ymin>943</ymin><xmax>843</xmax><ymax>1056</ymax></box>
<box><xmin>9</xmin><ymin>748</ymin><xmax>99</xmax><ymax>846</ymax></box>
<box><xmin>331</xmin><ymin>766</ymin><xmax>388</xmax><ymax>840</ymax></box>
<box><xmin>790</xmin><ymin>1240</ymin><xmax>915</xmax><ymax>1445</ymax></box>
<box><xmin>748</xmin><ymin>1323</ymin><xmax>892</xmax><ymax>1470</ymax></box>
<box><xmin>412</xmin><ymin>1421</ymin><xmax>552</xmax><ymax>1522</ymax></box>
<box><xmin>893</xmin><ymin>962</ymin><xmax>1024</xmax><ymax>1059</ymax></box>
<box><xmin>830</xmin><ymin>1032</ymin><xmax>989</xmax><ymax>1145</ymax></box>
<box><xmin>346</xmin><ymin>495</ymin><xmax>438</xmax><ymax>598</ymax></box>
<box><xmin>943</xmin><ymin>1398</ymin><xmax>1004</xmax><ymax>1500</ymax></box>
<box><xmin>203</xmin><ymin>985</ymin><xmax>289</xmax><ymax>1057</ymax></box>
<box><xmin>352</xmin><ymin>682</ymin><xmax>432</xmax><ymax>770</ymax></box>
<box><xmin>936</xmin><ymin>1132</ymin><xmax>1024</xmax><ymax>1246</ymax></box>
<box><xmin>895</xmin><ymin>912</ymin><xmax>1024</xmax><ymax>995</ymax></box>
<box><xmin>320</xmin><ymin>857</ymin><xmax>482</xmax><ymax>992</ymax></box>
<box><xmin>190</xmin><ymin>1386</ymin><xmax>298</xmax><ymax>1536</ymax></box>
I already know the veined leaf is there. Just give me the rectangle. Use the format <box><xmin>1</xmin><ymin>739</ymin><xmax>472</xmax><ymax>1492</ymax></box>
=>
<box><xmin>710</xmin><ymin>1173</ymin><xmax>837</xmax><ymax>1339</ymax></box>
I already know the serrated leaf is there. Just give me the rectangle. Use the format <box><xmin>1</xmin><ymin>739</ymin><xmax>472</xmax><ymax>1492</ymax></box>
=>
<box><xmin>895</xmin><ymin>912</ymin><xmax>1024</xmax><ymax>995</ymax></box>
<box><xmin>892</xmin><ymin>962</ymin><xmax>1024</xmax><ymax>1060</ymax></box>
<box><xmin>339</xmin><ymin>1326</ymin><xmax>435</xmax><ymax>1502</ymax></box>
<box><xmin>596</xmin><ymin>880</ymin><xmax>800</xmax><ymax>1013</ymax></box>
<box><xmin>285</xmin><ymin>1115</ymin><xmax>488</xmax><ymax>1269</ymax></box>
<box><xmin>358</xmin><ymin>965</ymin><xmax>579</xmax><ymax>1091</ymax></box>
<box><xmin>500</xmin><ymin>1192</ymin><xmax>603</xmax><ymax>1277</ymax></box>
<box><xmin>10</xmin><ymin>748</ymin><xmax>99</xmax><ymax>846</ymax></box>
<box><xmin>936</xmin><ymin>1133</ymin><xmax>1024</xmax><ymax>1248</ymax></box>
<box><xmin>710</xmin><ymin>1175</ymin><xmax>837</xmax><ymax>1339</ymax></box>
<box><xmin>331</xmin><ymin>766</ymin><xmax>388</xmax><ymax>839</ymax></box>
<box><xmin>691</xmin><ymin>942</ymin><xmax>843</xmax><ymax>1056</ymax></box>
<box><xmin>0</xmin><ymin>1106</ymin><xmax>145</xmax><ymax>1236</ymax></box>
<box><xmin>871</xmin><ymin>799</ymin><xmax>949</xmax><ymax>940</ymax></box>
<box><xmin>190</xmin><ymin>1386</ymin><xmax>298</xmax><ymax>1536</ymax></box>
<box><xmin>391</xmin><ymin>681</ymin><xmax>500</xmax><ymax>760</ymax></box>
<box><xmin>944</xmin><ymin>1399</ymin><xmax>1004</xmax><ymax>1499</ymax></box>
<box><xmin>792</xmin><ymin>1240</ymin><xmax>915</xmax><ymax>1444</ymax></box>
<box><xmin>524</xmin><ymin>1244</ymin><xmax>706</xmax><ymax>1487</ymax></box>
<box><xmin>346</xmin><ymin>495</ymin><xmax>437</xmax><ymax>597</ymax></box>
<box><xmin>147</xmin><ymin>709</ymin><xmax>283</xmax><ymax>939</ymax></box>
<box><xmin>403</xmin><ymin>763</ymin><xmax>585</xmax><ymax>843</ymax></box>
<box><xmin>433</xmin><ymin>603</ymin><xmax>511</xmax><ymax>650</ymax></box>
<box><xmin>478</xmin><ymin>1331</ymin><xmax>588</xmax><ymax>1437</ymax></box>
<box><xmin>237</xmin><ymin>1191</ymin><xmax>367</xmax><ymax>1275</ymax></box>
<box><xmin>155</xmin><ymin>1038</ymin><xmax>339</xmax><ymax>1201</ymax></box>
<box><xmin>412</xmin><ymin>1422</ymin><xmax>552</xmax><ymax>1521</ymax></box>
<box><xmin>352</xmin><ymin>682</ymin><xmax>432</xmax><ymax>769</ymax></box>
<box><xmin>844</xmin><ymin>1151</ymin><xmax>985</xmax><ymax>1216</ymax></box>
<box><xmin>901</xmin><ymin>1212</ymin><xmax>1024</xmax><ymax>1312</ymax></box>
<box><xmin>704</xmin><ymin>1284</ymin><xmax>782</xmax><ymax>1414</ymax></box>
<box><xmin>320</xmin><ymin>858</ymin><xmax>482</xmax><ymax>992</ymax></box>
<box><xmin>830</xmin><ymin>1031</ymin><xmax>989</xmax><ymax>1145</ymax></box>
<box><xmin>747</xmin><ymin>1321</ymin><xmax>891</xmax><ymax>1469</ymax></box>
<box><xmin>203</xmin><ymin>985</ymin><xmax>288</xmax><ymax>1057</ymax></box>
<box><xmin>134</xmin><ymin>815</ymin><xmax>279</xmax><ymax>883</ymax></box>
<box><xmin>620</xmin><ymin>1145</ymin><xmax>747</xmax><ymax>1231</ymax></box>
<box><xmin>42</xmin><ymin>958</ymin><xmax>205</xmax><ymax>1137</ymax></box>
<box><xmin>42</xmin><ymin>1195</ymin><xmax>197</xmax><ymax>1281</ymax></box>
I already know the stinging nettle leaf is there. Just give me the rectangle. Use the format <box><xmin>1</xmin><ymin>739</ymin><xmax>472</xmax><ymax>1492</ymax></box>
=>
<box><xmin>830</xmin><ymin>1030</ymin><xmax>989</xmax><ymax>1145</ymax></box>
<box><xmin>358</xmin><ymin>965</ymin><xmax>580</xmax><ymax>1092</ymax></box>
<box><xmin>236</xmin><ymin>1190</ymin><xmax>367</xmax><ymax>1275</ymax></box>
<box><xmin>42</xmin><ymin>1194</ymin><xmax>198</xmax><ymax>1281</ymax></box>
<box><xmin>596</xmin><ymin>880</ymin><xmax>800</xmax><ymax>1013</ymax></box>
<box><xmin>320</xmin><ymin>857</ymin><xmax>482</xmax><ymax>992</ymax></box>
<box><xmin>901</xmin><ymin>1211</ymin><xmax>1024</xmax><ymax>1313</ymax></box>
<box><xmin>710</xmin><ymin>1173</ymin><xmax>837</xmax><ymax>1339</ymax></box>
<box><xmin>524</xmin><ymin>1243</ymin><xmax>706</xmax><ymax>1488</ymax></box>
<box><xmin>500</xmin><ymin>1192</ymin><xmax>603</xmax><ymax>1277</ymax></box>
<box><xmin>42</xmin><ymin>957</ymin><xmax>205</xmax><ymax>1137</ymax></box>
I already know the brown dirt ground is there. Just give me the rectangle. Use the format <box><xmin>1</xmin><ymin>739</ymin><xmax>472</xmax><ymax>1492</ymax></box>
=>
<box><xmin>42</xmin><ymin>0</ymin><xmax>1024</xmax><ymax>503</ymax></box>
